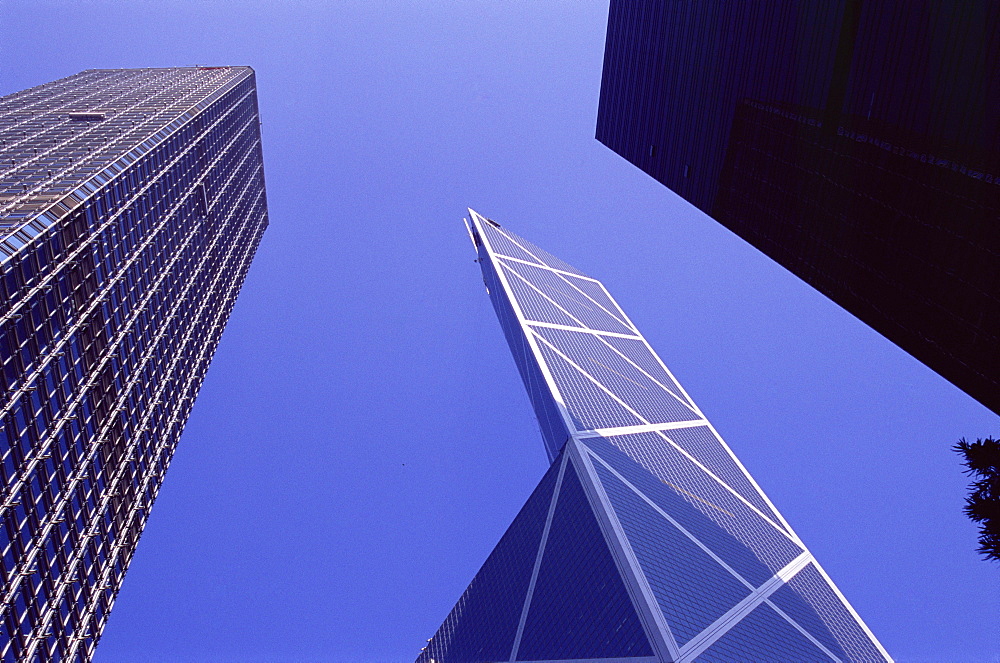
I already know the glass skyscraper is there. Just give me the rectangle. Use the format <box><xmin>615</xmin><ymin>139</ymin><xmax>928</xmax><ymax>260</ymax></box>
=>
<box><xmin>417</xmin><ymin>210</ymin><xmax>890</xmax><ymax>662</ymax></box>
<box><xmin>596</xmin><ymin>0</ymin><xmax>1000</xmax><ymax>416</ymax></box>
<box><xmin>0</xmin><ymin>67</ymin><xmax>268</xmax><ymax>661</ymax></box>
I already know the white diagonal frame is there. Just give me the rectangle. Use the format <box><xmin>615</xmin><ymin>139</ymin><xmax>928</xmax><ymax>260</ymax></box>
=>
<box><xmin>530</xmin><ymin>329</ymin><xmax>796</xmax><ymax>540</ymax></box>
<box><xmin>525</xmin><ymin>319</ymin><xmax>642</xmax><ymax>340</ymax></box>
<box><xmin>509</xmin><ymin>452</ymin><xmax>569</xmax><ymax>662</ymax></box>
<box><xmin>551</xmin><ymin>269</ymin><xmax>635</xmax><ymax>330</ymax></box>
<box><xmin>498</xmin><ymin>258</ymin><xmax>619</xmax><ymax>333</ymax></box>
<box><xmin>586</xmin><ymin>447</ymin><xmax>840</xmax><ymax>660</ymax></box>
<box><xmin>526</xmin><ymin>321</ymin><xmax>699</xmax><ymax>419</ymax></box>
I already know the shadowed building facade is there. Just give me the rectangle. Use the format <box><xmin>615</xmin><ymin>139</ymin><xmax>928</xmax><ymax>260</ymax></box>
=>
<box><xmin>0</xmin><ymin>67</ymin><xmax>268</xmax><ymax>661</ymax></box>
<box><xmin>416</xmin><ymin>210</ymin><xmax>890</xmax><ymax>662</ymax></box>
<box><xmin>596</xmin><ymin>0</ymin><xmax>1000</xmax><ymax>415</ymax></box>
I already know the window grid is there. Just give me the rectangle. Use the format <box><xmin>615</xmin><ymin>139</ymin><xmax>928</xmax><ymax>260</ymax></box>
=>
<box><xmin>0</xmin><ymin>68</ymin><xmax>268</xmax><ymax>662</ymax></box>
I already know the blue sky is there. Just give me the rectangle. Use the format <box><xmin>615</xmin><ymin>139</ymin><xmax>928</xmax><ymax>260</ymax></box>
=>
<box><xmin>2</xmin><ymin>1</ymin><xmax>998</xmax><ymax>661</ymax></box>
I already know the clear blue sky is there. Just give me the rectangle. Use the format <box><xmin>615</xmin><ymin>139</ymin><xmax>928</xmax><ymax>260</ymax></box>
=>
<box><xmin>2</xmin><ymin>2</ymin><xmax>998</xmax><ymax>661</ymax></box>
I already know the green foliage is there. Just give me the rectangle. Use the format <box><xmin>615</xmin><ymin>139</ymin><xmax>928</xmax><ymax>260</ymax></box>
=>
<box><xmin>955</xmin><ymin>437</ymin><xmax>1000</xmax><ymax>562</ymax></box>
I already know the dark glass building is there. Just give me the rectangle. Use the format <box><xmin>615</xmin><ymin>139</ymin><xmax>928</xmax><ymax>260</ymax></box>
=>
<box><xmin>0</xmin><ymin>67</ymin><xmax>268</xmax><ymax>661</ymax></box>
<box><xmin>417</xmin><ymin>210</ymin><xmax>890</xmax><ymax>662</ymax></box>
<box><xmin>596</xmin><ymin>1</ymin><xmax>1000</xmax><ymax>415</ymax></box>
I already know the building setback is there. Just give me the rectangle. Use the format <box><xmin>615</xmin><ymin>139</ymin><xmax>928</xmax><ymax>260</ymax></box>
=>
<box><xmin>0</xmin><ymin>67</ymin><xmax>268</xmax><ymax>661</ymax></box>
<box><xmin>417</xmin><ymin>210</ymin><xmax>890</xmax><ymax>662</ymax></box>
<box><xmin>596</xmin><ymin>0</ymin><xmax>1000</xmax><ymax>415</ymax></box>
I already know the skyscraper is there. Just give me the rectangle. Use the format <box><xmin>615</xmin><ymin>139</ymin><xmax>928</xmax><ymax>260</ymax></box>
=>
<box><xmin>0</xmin><ymin>67</ymin><xmax>268</xmax><ymax>661</ymax></box>
<box><xmin>596</xmin><ymin>0</ymin><xmax>1000</xmax><ymax>416</ymax></box>
<box><xmin>417</xmin><ymin>210</ymin><xmax>890</xmax><ymax>662</ymax></box>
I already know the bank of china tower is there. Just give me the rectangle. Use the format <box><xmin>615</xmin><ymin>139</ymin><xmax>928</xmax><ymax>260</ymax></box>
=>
<box><xmin>418</xmin><ymin>210</ymin><xmax>890</xmax><ymax>662</ymax></box>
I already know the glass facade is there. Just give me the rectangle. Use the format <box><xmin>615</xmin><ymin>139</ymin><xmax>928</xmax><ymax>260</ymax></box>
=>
<box><xmin>596</xmin><ymin>0</ymin><xmax>1000</xmax><ymax>416</ymax></box>
<box><xmin>417</xmin><ymin>211</ymin><xmax>889</xmax><ymax>661</ymax></box>
<box><xmin>0</xmin><ymin>68</ymin><xmax>268</xmax><ymax>661</ymax></box>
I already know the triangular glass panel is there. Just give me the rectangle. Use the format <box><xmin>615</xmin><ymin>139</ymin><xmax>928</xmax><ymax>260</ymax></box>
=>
<box><xmin>599</xmin><ymin>335</ymin><xmax>691</xmax><ymax>407</ymax></box>
<box><xmin>695</xmin><ymin>601</ymin><xmax>835</xmax><ymax>662</ymax></box>
<box><xmin>534</xmin><ymin>340</ymin><xmax>647</xmax><ymax>431</ymax></box>
<box><xmin>593</xmin><ymin>459</ymin><xmax>752</xmax><ymax>648</ymax></box>
<box><xmin>492</xmin><ymin>224</ymin><xmax>588</xmax><ymax>277</ymax></box>
<box><xmin>516</xmin><ymin>458</ymin><xmax>653</xmax><ymax>661</ymax></box>
<box><xmin>498</xmin><ymin>259</ymin><xmax>588</xmax><ymax>328</ymax></box>
<box><xmin>555</xmin><ymin>272</ymin><xmax>631</xmax><ymax>325</ymax></box>
<box><xmin>533</xmin><ymin>325</ymin><xmax>702</xmax><ymax>425</ymax></box>
<box><xmin>664</xmin><ymin>426</ymin><xmax>784</xmax><ymax>527</ymax></box>
<box><xmin>597</xmin><ymin>432</ymin><xmax>801</xmax><ymax>574</ymax></box>
<box><xmin>417</xmin><ymin>453</ymin><xmax>562</xmax><ymax>663</ymax></box>
<box><xmin>479</xmin><ymin>220</ymin><xmax>546</xmax><ymax>265</ymax></box>
<box><xmin>582</xmin><ymin>433</ymin><xmax>800</xmax><ymax>588</ymax></box>
<box><xmin>501</xmin><ymin>259</ymin><xmax>636</xmax><ymax>335</ymax></box>
<box><xmin>768</xmin><ymin>563</ymin><xmax>887</xmax><ymax>662</ymax></box>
